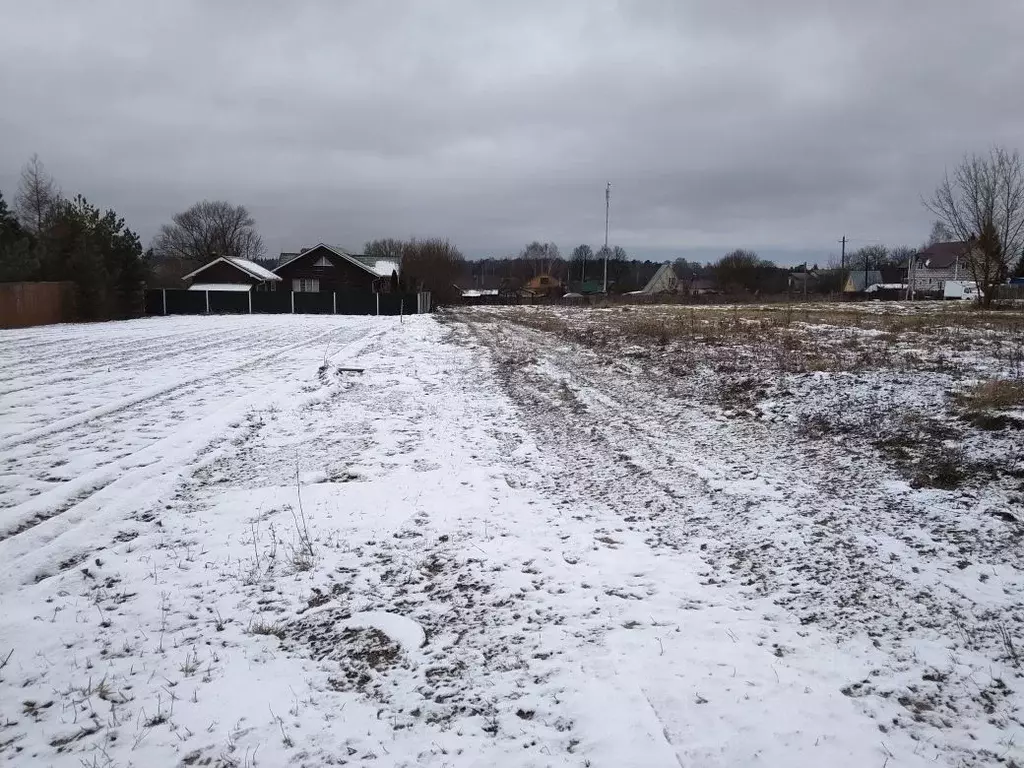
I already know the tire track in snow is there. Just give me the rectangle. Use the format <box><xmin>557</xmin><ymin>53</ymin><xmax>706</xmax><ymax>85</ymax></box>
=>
<box><xmin>0</xmin><ymin>322</ymin><xmax>385</xmax><ymax>574</ymax></box>
<box><xmin>0</xmin><ymin>324</ymin><xmax>346</xmax><ymax>453</ymax></box>
<box><xmin>0</xmin><ymin>326</ymin><xmax>269</xmax><ymax>401</ymax></box>
<box><xmin>0</xmin><ymin>323</ymin><xmax>223</xmax><ymax>378</ymax></box>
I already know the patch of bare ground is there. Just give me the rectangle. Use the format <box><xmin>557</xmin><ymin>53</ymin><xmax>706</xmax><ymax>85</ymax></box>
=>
<box><xmin>445</xmin><ymin>302</ymin><xmax>1024</xmax><ymax>765</ymax></box>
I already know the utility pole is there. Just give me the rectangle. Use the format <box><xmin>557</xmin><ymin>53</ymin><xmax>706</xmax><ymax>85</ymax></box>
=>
<box><xmin>603</xmin><ymin>182</ymin><xmax>611</xmax><ymax>294</ymax></box>
<box><xmin>839</xmin><ymin>235</ymin><xmax>847</xmax><ymax>295</ymax></box>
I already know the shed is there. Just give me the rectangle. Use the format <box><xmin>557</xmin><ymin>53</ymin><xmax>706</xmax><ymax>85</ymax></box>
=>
<box><xmin>182</xmin><ymin>257</ymin><xmax>282</xmax><ymax>290</ymax></box>
<box><xmin>634</xmin><ymin>263</ymin><xmax>680</xmax><ymax>295</ymax></box>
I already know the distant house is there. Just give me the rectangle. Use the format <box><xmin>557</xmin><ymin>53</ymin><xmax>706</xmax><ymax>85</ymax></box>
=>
<box><xmin>688</xmin><ymin>278</ymin><xmax>719</xmax><ymax>296</ymax></box>
<box><xmin>633</xmin><ymin>263</ymin><xmax>680</xmax><ymax>295</ymax></box>
<box><xmin>911</xmin><ymin>241</ymin><xmax>972</xmax><ymax>294</ymax></box>
<box><xmin>566</xmin><ymin>279</ymin><xmax>605</xmax><ymax>295</ymax></box>
<box><xmin>182</xmin><ymin>256</ymin><xmax>282</xmax><ymax>291</ymax></box>
<box><xmin>273</xmin><ymin>243</ymin><xmax>399</xmax><ymax>294</ymax></box>
<box><xmin>455</xmin><ymin>285</ymin><xmax>500</xmax><ymax>305</ymax></box>
<box><xmin>843</xmin><ymin>267</ymin><xmax>906</xmax><ymax>294</ymax></box>
<box><xmin>788</xmin><ymin>270</ymin><xmax>820</xmax><ymax>293</ymax></box>
<box><xmin>525</xmin><ymin>273</ymin><xmax>563</xmax><ymax>297</ymax></box>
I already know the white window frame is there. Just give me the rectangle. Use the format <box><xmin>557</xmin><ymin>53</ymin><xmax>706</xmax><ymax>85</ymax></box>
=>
<box><xmin>292</xmin><ymin>278</ymin><xmax>320</xmax><ymax>293</ymax></box>
<box><xmin>313</xmin><ymin>255</ymin><xmax>333</xmax><ymax>267</ymax></box>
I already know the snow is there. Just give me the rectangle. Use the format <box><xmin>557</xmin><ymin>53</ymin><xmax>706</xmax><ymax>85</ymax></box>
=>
<box><xmin>344</xmin><ymin>611</ymin><xmax>427</xmax><ymax>651</ymax></box>
<box><xmin>187</xmin><ymin>282</ymin><xmax>252</xmax><ymax>291</ymax></box>
<box><xmin>228</xmin><ymin>257</ymin><xmax>281</xmax><ymax>282</ymax></box>
<box><xmin>182</xmin><ymin>257</ymin><xmax>281</xmax><ymax>283</ymax></box>
<box><xmin>369</xmin><ymin>259</ymin><xmax>400</xmax><ymax>277</ymax></box>
<box><xmin>0</xmin><ymin>309</ymin><xmax>1020</xmax><ymax>767</ymax></box>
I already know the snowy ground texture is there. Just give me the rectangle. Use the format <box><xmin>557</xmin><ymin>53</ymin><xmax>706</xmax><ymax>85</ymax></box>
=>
<box><xmin>0</xmin><ymin>306</ymin><xmax>1021</xmax><ymax>767</ymax></box>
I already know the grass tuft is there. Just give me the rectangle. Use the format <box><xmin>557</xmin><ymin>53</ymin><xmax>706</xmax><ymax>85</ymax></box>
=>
<box><xmin>957</xmin><ymin>379</ymin><xmax>1024</xmax><ymax>411</ymax></box>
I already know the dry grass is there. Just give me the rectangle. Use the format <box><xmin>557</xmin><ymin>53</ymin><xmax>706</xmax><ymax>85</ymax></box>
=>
<box><xmin>472</xmin><ymin>303</ymin><xmax>1024</xmax><ymax>378</ymax></box>
<box><xmin>957</xmin><ymin>379</ymin><xmax>1024</xmax><ymax>410</ymax></box>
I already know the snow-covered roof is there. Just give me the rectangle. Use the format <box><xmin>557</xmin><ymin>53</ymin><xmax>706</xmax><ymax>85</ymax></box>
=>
<box><xmin>187</xmin><ymin>282</ymin><xmax>252</xmax><ymax>292</ymax></box>
<box><xmin>369</xmin><ymin>260</ymin><xmax>400</xmax><ymax>278</ymax></box>
<box><xmin>864</xmin><ymin>283</ymin><xmax>907</xmax><ymax>292</ymax></box>
<box><xmin>460</xmin><ymin>289</ymin><xmax>499</xmax><ymax>297</ymax></box>
<box><xmin>182</xmin><ymin>257</ymin><xmax>282</xmax><ymax>283</ymax></box>
<box><xmin>228</xmin><ymin>258</ymin><xmax>279</xmax><ymax>281</ymax></box>
<box><xmin>275</xmin><ymin>244</ymin><xmax>400</xmax><ymax>278</ymax></box>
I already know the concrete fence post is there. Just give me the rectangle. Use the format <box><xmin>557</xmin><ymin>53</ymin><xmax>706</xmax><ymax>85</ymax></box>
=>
<box><xmin>376</xmin><ymin>293</ymin><xmax>380</xmax><ymax>316</ymax></box>
<box><xmin>205</xmin><ymin>290</ymin><xmax>210</xmax><ymax>315</ymax></box>
<box><xmin>162</xmin><ymin>289</ymin><xmax>167</xmax><ymax>316</ymax></box>
<box><xmin>248</xmin><ymin>290</ymin><xmax>252</xmax><ymax>314</ymax></box>
<box><xmin>291</xmin><ymin>291</ymin><xmax>295</xmax><ymax>314</ymax></box>
<box><xmin>332</xmin><ymin>292</ymin><xmax>337</xmax><ymax>315</ymax></box>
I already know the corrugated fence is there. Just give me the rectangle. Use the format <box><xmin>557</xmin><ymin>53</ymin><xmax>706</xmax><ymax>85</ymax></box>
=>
<box><xmin>0</xmin><ymin>282</ymin><xmax>76</xmax><ymax>329</ymax></box>
<box><xmin>144</xmin><ymin>289</ymin><xmax>431</xmax><ymax>317</ymax></box>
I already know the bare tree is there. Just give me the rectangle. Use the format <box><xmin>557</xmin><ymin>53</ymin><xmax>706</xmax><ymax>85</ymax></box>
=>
<box><xmin>364</xmin><ymin>238</ymin><xmax>406</xmax><ymax>263</ymax></box>
<box><xmin>852</xmin><ymin>245</ymin><xmax>889</xmax><ymax>270</ymax></box>
<box><xmin>571</xmin><ymin>244</ymin><xmax>593</xmax><ymax>283</ymax></box>
<box><xmin>401</xmin><ymin>238</ymin><xmax>465</xmax><ymax>303</ymax></box>
<box><xmin>889</xmin><ymin>246</ymin><xmax>917</xmax><ymax>268</ymax></box>
<box><xmin>927</xmin><ymin>220</ymin><xmax>953</xmax><ymax>245</ymax></box>
<box><xmin>15</xmin><ymin>154</ymin><xmax>61</xmax><ymax>234</ymax></box>
<box><xmin>152</xmin><ymin>200</ymin><xmax>265</xmax><ymax>265</ymax></box>
<box><xmin>520</xmin><ymin>241</ymin><xmax>564</xmax><ymax>279</ymax></box>
<box><xmin>925</xmin><ymin>147</ymin><xmax>1024</xmax><ymax>305</ymax></box>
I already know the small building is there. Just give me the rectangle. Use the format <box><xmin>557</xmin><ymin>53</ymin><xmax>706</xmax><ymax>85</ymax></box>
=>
<box><xmin>688</xmin><ymin>278</ymin><xmax>719</xmax><ymax>296</ymax></box>
<box><xmin>564</xmin><ymin>279</ymin><xmax>605</xmax><ymax>295</ymax></box>
<box><xmin>864</xmin><ymin>282</ymin><xmax>909</xmax><ymax>300</ymax></box>
<box><xmin>274</xmin><ymin>243</ymin><xmax>399</xmax><ymax>294</ymax></box>
<box><xmin>844</xmin><ymin>268</ymin><xmax>906</xmax><ymax>294</ymax></box>
<box><xmin>456</xmin><ymin>286</ymin><xmax>500</xmax><ymax>305</ymax></box>
<box><xmin>525</xmin><ymin>273</ymin><xmax>563</xmax><ymax>297</ymax></box>
<box><xmin>182</xmin><ymin>257</ymin><xmax>282</xmax><ymax>291</ymax></box>
<box><xmin>633</xmin><ymin>263</ymin><xmax>680</xmax><ymax>295</ymax></box>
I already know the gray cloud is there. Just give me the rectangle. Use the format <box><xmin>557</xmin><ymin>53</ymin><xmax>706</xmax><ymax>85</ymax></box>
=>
<box><xmin>1</xmin><ymin>0</ymin><xmax>1022</xmax><ymax>264</ymax></box>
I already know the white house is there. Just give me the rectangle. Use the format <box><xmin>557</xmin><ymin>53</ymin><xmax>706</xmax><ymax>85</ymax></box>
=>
<box><xmin>911</xmin><ymin>241</ymin><xmax>973</xmax><ymax>295</ymax></box>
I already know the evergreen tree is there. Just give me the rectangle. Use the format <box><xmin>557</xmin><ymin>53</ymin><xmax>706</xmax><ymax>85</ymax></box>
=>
<box><xmin>38</xmin><ymin>195</ymin><xmax>144</xmax><ymax>319</ymax></box>
<box><xmin>0</xmin><ymin>190</ymin><xmax>39</xmax><ymax>282</ymax></box>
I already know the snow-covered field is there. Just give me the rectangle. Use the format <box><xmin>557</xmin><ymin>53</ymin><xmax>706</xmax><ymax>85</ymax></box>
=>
<box><xmin>0</xmin><ymin>308</ymin><xmax>1021</xmax><ymax>767</ymax></box>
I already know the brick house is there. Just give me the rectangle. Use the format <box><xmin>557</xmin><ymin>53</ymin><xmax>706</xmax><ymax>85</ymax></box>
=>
<box><xmin>911</xmin><ymin>241</ymin><xmax>973</xmax><ymax>294</ymax></box>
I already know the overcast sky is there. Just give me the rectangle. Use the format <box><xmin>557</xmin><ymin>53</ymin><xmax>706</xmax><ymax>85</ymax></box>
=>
<box><xmin>2</xmin><ymin>1</ymin><xmax>1023</xmax><ymax>264</ymax></box>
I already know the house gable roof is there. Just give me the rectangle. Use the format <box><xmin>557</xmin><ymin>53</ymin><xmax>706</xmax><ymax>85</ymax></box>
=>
<box><xmin>274</xmin><ymin>243</ymin><xmax>399</xmax><ymax>278</ymax></box>
<box><xmin>182</xmin><ymin>256</ymin><xmax>281</xmax><ymax>282</ymax></box>
<box><xmin>637</xmin><ymin>263</ymin><xmax>679</xmax><ymax>294</ymax></box>
<box><xmin>916</xmin><ymin>241</ymin><xmax>970</xmax><ymax>270</ymax></box>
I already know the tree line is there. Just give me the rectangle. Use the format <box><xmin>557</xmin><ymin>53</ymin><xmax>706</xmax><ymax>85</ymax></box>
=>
<box><xmin>5</xmin><ymin>144</ymin><xmax>1022</xmax><ymax>313</ymax></box>
<box><xmin>0</xmin><ymin>156</ymin><xmax>145</xmax><ymax>320</ymax></box>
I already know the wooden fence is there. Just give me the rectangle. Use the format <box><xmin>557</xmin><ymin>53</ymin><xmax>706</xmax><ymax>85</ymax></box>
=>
<box><xmin>144</xmin><ymin>289</ymin><xmax>431</xmax><ymax>317</ymax></box>
<box><xmin>0</xmin><ymin>282</ymin><xmax>76</xmax><ymax>329</ymax></box>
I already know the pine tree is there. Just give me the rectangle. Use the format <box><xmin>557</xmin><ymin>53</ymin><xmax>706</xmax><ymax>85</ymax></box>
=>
<box><xmin>0</xmin><ymin>190</ymin><xmax>39</xmax><ymax>281</ymax></box>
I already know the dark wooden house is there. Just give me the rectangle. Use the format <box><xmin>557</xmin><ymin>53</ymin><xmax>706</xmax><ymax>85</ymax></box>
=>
<box><xmin>182</xmin><ymin>257</ymin><xmax>282</xmax><ymax>291</ymax></box>
<box><xmin>273</xmin><ymin>244</ymin><xmax>400</xmax><ymax>294</ymax></box>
